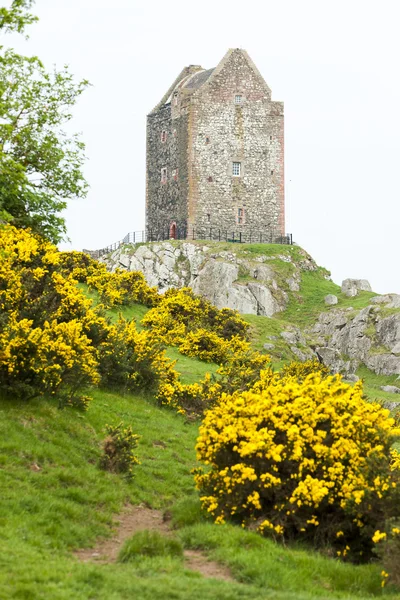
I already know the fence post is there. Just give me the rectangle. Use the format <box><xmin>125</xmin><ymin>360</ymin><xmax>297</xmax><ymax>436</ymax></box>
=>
<box><xmin>239</xmin><ymin>232</ymin><xmax>242</xmax><ymax>243</ymax></box>
<box><xmin>218</xmin><ymin>229</ymin><xmax>221</xmax><ymax>241</ymax></box>
<box><xmin>210</xmin><ymin>228</ymin><xmax>212</xmax><ymax>240</ymax></box>
<box><xmin>192</xmin><ymin>228</ymin><xmax>195</xmax><ymax>240</ymax></box>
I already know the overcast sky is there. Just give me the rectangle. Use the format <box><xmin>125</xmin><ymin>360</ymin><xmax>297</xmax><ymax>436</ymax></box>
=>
<box><xmin>8</xmin><ymin>0</ymin><xmax>400</xmax><ymax>294</ymax></box>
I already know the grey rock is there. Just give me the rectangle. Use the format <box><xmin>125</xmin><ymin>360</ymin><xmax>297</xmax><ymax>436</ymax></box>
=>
<box><xmin>344</xmin><ymin>374</ymin><xmax>360</xmax><ymax>382</ymax></box>
<box><xmin>324</xmin><ymin>294</ymin><xmax>338</xmax><ymax>306</ymax></box>
<box><xmin>383</xmin><ymin>401</ymin><xmax>400</xmax><ymax>412</ymax></box>
<box><xmin>341</xmin><ymin>278</ymin><xmax>372</xmax><ymax>297</ymax></box>
<box><xmin>376</xmin><ymin>313</ymin><xmax>400</xmax><ymax>350</ymax></box>
<box><xmin>371</xmin><ymin>294</ymin><xmax>400</xmax><ymax>309</ymax></box>
<box><xmin>365</xmin><ymin>354</ymin><xmax>400</xmax><ymax>376</ymax></box>
<box><xmin>315</xmin><ymin>346</ymin><xmax>356</xmax><ymax>375</ymax></box>
<box><xmin>287</xmin><ymin>277</ymin><xmax>300</xmax><ymax>292</ymax></box>
<box><xmin>263</xmin><ymin>343</ymin><xmax>275</xmax><ymax>351</ymax></box>
<box><xmin>280</xmin><ymin>328</ymin><xmax>306</xmax><ymax>346</ymax></box>
<box><xmin>380</xmin><ymin>385</ymin><xmax>400</xmax><ymax>394</ymax></box>
<box><xmin>101</xmin><ymin>241</ymin><xmax>288</xmax><ymax>316</ymax></box>
<box><xmin>290</xmin><ymin>346</ymin><xmax>314</xmax><ymax>362</ymax></box>
<box><xmin>392</xmin><ymin>342</ymin><xmax>400</xmax><ymax>354</ymax></box>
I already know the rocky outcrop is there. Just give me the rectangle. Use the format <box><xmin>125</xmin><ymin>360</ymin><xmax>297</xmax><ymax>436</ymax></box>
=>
<box><xmin>341</xmin><ymin>279</ymin><xmax>372</xmax><ymax>297</ymax></box>
<box><xmin>311</xmin><ymin>300</ymin><xmax>400</xmax><ymax>376</ymax></box>
<box><xmin>100</xmin><ymin>241</ymin><xmax>308</xmax><ymax>316</ymax></box>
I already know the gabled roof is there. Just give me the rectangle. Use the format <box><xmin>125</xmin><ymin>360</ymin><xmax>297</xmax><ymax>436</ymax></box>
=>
<box><xmin>196</xmin><ymin>48</ymin><xmax>271</xmax><ymax>97</ymax></box>
<box><xmin>148</xmin><ymin>49</ymin><xmax>271</xmax><ymax>115</ymax></box>
<box><xmin>183</xmin><ymin>68</ymin><xmax>215</xmax><ymax>91</ymax></box>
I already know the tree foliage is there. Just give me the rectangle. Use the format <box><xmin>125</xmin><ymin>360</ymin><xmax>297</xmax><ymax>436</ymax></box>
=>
<box><xmin>0</xmin><ymin>0</ymin><xmax>89</xmax><ymax>243</ymax></box>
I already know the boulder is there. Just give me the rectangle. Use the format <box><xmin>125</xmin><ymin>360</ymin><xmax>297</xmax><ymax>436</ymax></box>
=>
<box><xmin>324</xmin><ymin>294</ymin><xmax>338</xmax><ymax>306</ymax></box>
<box><xmin>315</xmin><ymin>347</ymin><xmax>352</xmax><ymax>374</ymax></box>
<box><xmin>371</xmin><ymin>294</ymin><xmax>400</xmax><ymax>309</ymax></box>
<box><xmin>341</xmin><ymin>279</ymin><xmax>372</xmax><ymax>297</ymax></box>
<box><xmin>263</xmin><ymin>343</ymin><xmax>275</xmax><ymax>351</ymax></box>
<box><xmin>380</xmin><ymin>385</ymin><xmax>400</xmax><ymax>394</ymax></box>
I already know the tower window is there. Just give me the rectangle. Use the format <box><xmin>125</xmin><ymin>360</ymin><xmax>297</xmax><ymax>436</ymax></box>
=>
<box><xmin>161</xmin><ymin>131</ymin><xmax>167</xmax><ymax>143</ymax></box>
<box><xmin>207</xmin><ymin>176</ymin><xmax>213</xmax><ymax>182</ymax></box>
<box><xmin>270</xmin><ymin>135</ymin><xmax>273</xmax><ymax>140</ymax></box>
<box><xmin>234</xmin><ymin>95</ymin><xmax>243</xmax><ymax>104</ymax></box>
<box><xmin>205</xmin><ymin>136</ymin><xmax>210</xmax><ymax>144</ymax></box>
<box><xmin>237</xmin><ymin>207</ymin><xmax>245</xmax><ymax>224</ymax></box>
<box><xmin>271</xmin><ymin>170</ymin><xmax>274</xmax><ymax>175</ymax></box>
<box><xmin>232</xmin><ymin>162</ymin><xmax>241</xmax><ymax>177</ymax></box>
<box><xmin>207</xmin><ymin>213</ymin><xmax>211</xmax><ymax>222</ymax></box>
<box><xmin>161</xmin><ymin>168</ymin><xmax>167</xmax><ymax>184</ymax></box>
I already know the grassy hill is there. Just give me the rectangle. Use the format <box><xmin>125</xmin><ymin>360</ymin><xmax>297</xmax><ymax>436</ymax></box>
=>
<box><xmin>2</xmin><ymin>240</ymin><xmax>400</xmax><ymax>599</ymax></box>
<box><xmin>2</xmin><ymin>386</ymin><xmax>399</xmax><ymax>600</ymax></box>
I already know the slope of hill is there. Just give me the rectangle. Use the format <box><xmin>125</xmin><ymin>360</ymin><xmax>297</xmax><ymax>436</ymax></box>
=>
<box><xmin>2</xmin><ymin>234</ymin><xmax>400</xmax><ymax>599</ymax></box>
<box><xmin>1</xmin><ymin>385</ymin><xmax>397</xmax><ymax>599</ymax></box>
<box><xmin>103</xmin><ymin>240</ymin><xmax>400</xmax><ymax>403</ymax></box>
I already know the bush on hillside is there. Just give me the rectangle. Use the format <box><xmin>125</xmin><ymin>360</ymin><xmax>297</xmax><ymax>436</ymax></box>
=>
<box><xmin>0</xmin><ymin>225</ymin><xmax>173</xmax><ymax>404</ymax></box>
<box><xmin>59</xmin><ymin>250</ymin><xmax>159</xmax><ymax>308</ymax></box>
<box><xmin>0</xmin><ymin>226</ymin><xmax>103</xmax><ymax>402</ymax></box>
<box><xmin>280</xmin><ymin>358</ymin><xmax>330</xmax><ymax>380</ymax></box>
<box><xmin>97</xmin><ymin>318</ymin><xmax>177</xmax><ymax>395</ymax></box>
<box><xmin>101</xmin><ymin>422</ymin><xmax>140</xmax><ymax>477</ymax></box>
<box><xmin>195</xmin><ymin>373</ymin><xmax>400</xmax><ymax>563</ymax></box>
<box><xmin>142</xmin><ymin>287</ymin><xmax>249</xmax><ymax>346</ymax></box>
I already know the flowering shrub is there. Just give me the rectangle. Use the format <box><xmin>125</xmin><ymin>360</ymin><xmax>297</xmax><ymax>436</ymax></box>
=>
<box><xmin>101</xmin><ymin>422</ymin><xmax>140</xmax><ymax>477</ymax></box>
<box><xmin>0</xmin><ymin>226</ymin><xmax>103</xmax><ymax>402</ymax></box>
<box><xmin>97</xmin><ymin>318</ymin><xmax>178</xmax><ymax>395</ymax></box>
<box><xmin>59</xmin><ymin>250</ymin><xmax>159</xmax><ymax>308</ymax></box>
<box><xmin>195</xmin><ymin>374</ymin><xmax>400</xmax><ymax>562</ymax></box>
<box><xmin>178</xmin><ymin>330</ymin><xmax>250</xmax><ymax>364</ymax></box>
<box><xmin>142</xmin><ymin>288</ymin><xmax>249</xmax><ymax>347</ymax></box>
<box><xmin>280</xmin><ymin>359</ymin><xmax>330</xmax><ymax>381</ymax></box>
<box><xmin>158</xmin><ymin>372</ymin><xmax>223</xmax><ymax>417</ymax></box>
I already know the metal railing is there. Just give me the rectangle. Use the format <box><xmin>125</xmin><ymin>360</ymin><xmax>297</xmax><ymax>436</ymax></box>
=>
<box><xmin>87</xmin><ymin>228</ymin><xmax>293</xmax><ymax>259</ymax></box>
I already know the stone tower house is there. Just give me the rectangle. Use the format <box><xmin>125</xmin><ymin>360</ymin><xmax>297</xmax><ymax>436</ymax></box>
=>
<box><xmin>146</xmin><ymin>49</ymin><xmax>284</xmax><ymax>241</ymax></box>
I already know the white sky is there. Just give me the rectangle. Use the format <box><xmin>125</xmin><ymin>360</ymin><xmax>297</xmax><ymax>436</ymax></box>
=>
<box><xmin>7</xmin><ymin>0</ymin><xmax>400</xmax><ymax>294</ymax></box>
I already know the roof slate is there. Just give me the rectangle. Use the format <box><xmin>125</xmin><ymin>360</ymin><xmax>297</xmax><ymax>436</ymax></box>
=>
<box><xmin>183</xmin><ymin>68</ymin><xmax>215</xmax><ymax>91</ymax></box>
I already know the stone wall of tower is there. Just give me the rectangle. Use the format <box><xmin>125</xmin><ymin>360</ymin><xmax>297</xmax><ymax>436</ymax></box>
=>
<box><xmin>146</xmin><ymin>105</ymin><xmax>189</xmax><ymax>238</ymax></box>
<box><xmin>188</xmin><ymin>51</ymin><xmax>285</xmax><ymax>238</ymax></box>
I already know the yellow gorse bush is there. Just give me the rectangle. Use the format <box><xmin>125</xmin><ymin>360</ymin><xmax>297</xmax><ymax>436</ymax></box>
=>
<box><xmin>195</xmin><ymin>373</ymin><xmax>400</xmax><ymax>562</ymax></box>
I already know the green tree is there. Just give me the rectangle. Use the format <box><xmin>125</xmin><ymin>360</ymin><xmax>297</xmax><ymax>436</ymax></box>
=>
<box><xmin>0</xmin><ymin>1</ymin><xmax>89</xmax><ymax>243</ymax></box>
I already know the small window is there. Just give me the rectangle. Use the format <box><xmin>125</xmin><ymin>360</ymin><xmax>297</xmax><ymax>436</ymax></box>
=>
<box><xmin>237</xmin><ymin>207</ymin><xmax>245</xmax><ymax>224</ymax></box>
<box><xmin>173</xmin><ymin>129</ymin><xmax>177</xmax><ymax>137</ymax></box>
<box><xmin>207</xmin><ymin>176</ymin><xmax>213</xmax><ymax>182</ymax></box>
<box><xmin>161</xmin><ymin>131</ymin><xmax>167</xmax><ymax>143</ymax></box>
<box><xmin>270</xmin><ymin>135</ymin><xmax>273</xmax><ymax>141</ymax></box>
<box><xmin>234</xmin><ymin>95</ymin><xmax>243</xmax><ymax>104</ymax></box>
<box><xmin>161</xmin><ymin>168</ymin><xmax>167</xmax><ymax>184</ymax></box>
<box><xmin>205</xmin><ymin>136</ymin><xmax>210</xmax><ymax>144</ymax></box>
<box><xmin>172</xmin><ymin>168</ymin><xmax>178</xmax><ymax>181</ymax></box>
<box><xmin>207</xmin><ymin>213</ymin><xmax>211</xmax><ymax>222</ymax></box>
<box><xmin>271</xmin><ymin>170</ymin><xmax>274</xmax><ymax>175</ymax></box>
<box><xmin>232</xmin><ymin>162</ymin><xmax>241</xmax><ymax>177</ymax></box>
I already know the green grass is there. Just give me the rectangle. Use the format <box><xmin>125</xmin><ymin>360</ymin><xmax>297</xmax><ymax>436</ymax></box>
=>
<box><xmin>118</xmin><ymin>531</ymin><xmax>183</xmax><ymax>562</ymax></box>
<box><xmin>1</xmin><ymin>389</ymin><xmax>400</xmax><ymax>599</ymax></box>
<box><xmin>357</xmin><ymin>365</ymin><xmax>400</xmax><ymax>405</ymax></box>
<box><xmin>279</xmin><ymin>271</ymin><xmax>376</xmax><ymax>328</ymax></box>
<box><xmin>165</xmin><ymin>347</ymin><xmax>219</xmax><ymax>384</ymax></box>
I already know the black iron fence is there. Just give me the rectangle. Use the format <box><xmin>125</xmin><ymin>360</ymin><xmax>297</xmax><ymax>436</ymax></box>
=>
<box><xmin>87</xmin><ymin>228</ymin><xmax>293</xmax><ymax>259</ymax></box>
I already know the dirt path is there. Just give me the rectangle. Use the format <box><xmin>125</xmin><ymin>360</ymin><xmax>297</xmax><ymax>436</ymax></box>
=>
<box><xmin>75</xmin><ymin>504</ymin><xmax>234</xmax><ymax>582</ymax></box>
